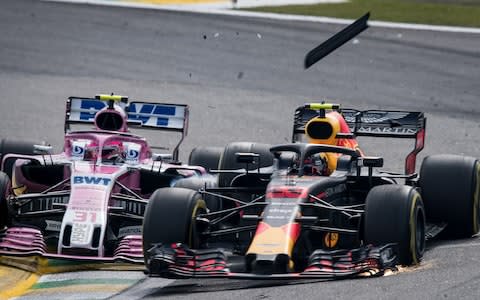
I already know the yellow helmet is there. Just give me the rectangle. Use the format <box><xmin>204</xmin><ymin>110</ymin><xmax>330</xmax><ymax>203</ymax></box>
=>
<box><xmin>305</xmin><ymin>114</ymin><xmax>340</xmax><ymax>145</ymax></box>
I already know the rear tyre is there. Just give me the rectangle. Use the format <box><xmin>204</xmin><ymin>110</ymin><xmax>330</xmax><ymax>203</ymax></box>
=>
<box><xmin>188</xmin><ymin>146</ymin><xmax>223</xmax><ymax>173</ymax></box>
<box><xmin>173</xmin><ymin>176</ymin><xmax>220</xmax><ymax>211</ymax></box>
<box><xmin>0</xmin><ymin>139</ymin><xmax>43</xmax><ymax>178</ymax></box>
<box><xmin>419</xmin><ymin>154</ymin><xmax>480</xmax><ymax>238</ymax></box>
<box><xmin>218</xmin><ymin>142</ymin><xmax>273</xmax><ymax>187</ymax></box>
<box><xmin>142</xmin><ymin>188</ymin><xmax>206</xmax><ymax>266</ymax></box>
<box><xmin>0</xmin><ymin>172</ymin><xmax>11</xmax><ymax>229</ymax></box>
<box><xmin>364</xmin><ymin>185</ymin><xmax>426</xmax><ymax>265</ymax></box>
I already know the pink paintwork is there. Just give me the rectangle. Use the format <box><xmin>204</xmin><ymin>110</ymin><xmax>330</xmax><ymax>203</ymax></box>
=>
<box><xmin>0</xmin><ymin>96</ymin><xmax>203</xmax><ymax>263</ymax></box>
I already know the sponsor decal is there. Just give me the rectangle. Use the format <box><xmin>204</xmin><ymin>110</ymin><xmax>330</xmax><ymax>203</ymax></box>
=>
<box><xmin>356</xmin><ymin>126</ymin><xmax>417</xmax><ymax>135</ymax></box>
<box><xmin>118</xmin><ymin>225</ymin><xmax>142</xmax><ymax>238</ymax></box>
<box><xmin>125</xmin><ymin>143</ymin><xmax>141</xmax><ymax>164</ymax></box>
<box><xmin>71</xmin><ymin>223</ymin><xmax>91</xmax><ymax>244</ymax></box>
<box><xmin>71</xmin><ymin>140</ymin><xmax>87</xmax><ymax>160</ymax></box>
<box><xmin>45</xmin><ymin>220</ymin><xmax>62</xmax><ymax>232</ymax></box>
<box><xmin>78</xmin><ymin>99</ymin><xmax>107</xmax><ymax>121</ymax></box>
<box><xmin>343</xmin><ymin>111</ymin><xmax>409</xmax><ymax>123</ymax></box>
<box><xmin>269</xmin><ymin>202</ymin><xmax>298</xmax><ymax>206</ymax></box>
<box><xmin>127</xmin><ymin>103</ymin><xmax>175</xmax><ymax>127</ymax></box>
<box><xmin>70</xmin><ymin>206</ymin><xmax>101</xmax><ymax>212</ymax></box>
<box><xmin>73</xmin><ymin>176</ymin><xmax>111</xmax><ymax>186</ymax></box>
<box><xmin>323</xmin><ymin>184</ymin><xmax>347</xmax><ymax>198</ymax></box>
<box><xmin>324</xmin><ymin>232</ymin><xmax>339</xmax><ymax>248</ymax></box>
<box><xmin>264</xmin><ymin>199</ymin><xmax>299</xmax><ymax>226</ymax></box>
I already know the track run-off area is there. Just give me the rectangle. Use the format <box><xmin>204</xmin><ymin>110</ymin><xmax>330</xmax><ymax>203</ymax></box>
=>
<box><xmin>1</xmin><ymin>0</ymin><xmax>480</xmax><ymax>298</ymax></box>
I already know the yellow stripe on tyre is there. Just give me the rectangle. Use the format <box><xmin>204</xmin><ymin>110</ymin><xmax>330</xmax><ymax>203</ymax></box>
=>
<box><xmin>409</xmin><ymin>193</ymin><xmax>420</xmax><ymax>265</ymax></box>
<box><xmin>188</xmin><ymin>199</ymin><xmax>206</xmax><ymax>247</ymax></box>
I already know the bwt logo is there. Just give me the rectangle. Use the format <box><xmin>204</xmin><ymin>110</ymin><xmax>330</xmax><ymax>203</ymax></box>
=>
<box><xmin>76</xmin><ymin>100</ymin><xmax>179</xmax><ymax>126</ymax></box>
<box><xmin>127</xmin><ymin>103</ymin><xmax>175</xmax><ymax>126</ymax></box>
<box><xmin>79</xmin><ymin>100</ymin><xmax>107</xmax><ymax>121</ymax></box>
<box><xmin>73</xmin><ymin>176</ymin><xmax>112</xmax><ymax>186</ymax></box>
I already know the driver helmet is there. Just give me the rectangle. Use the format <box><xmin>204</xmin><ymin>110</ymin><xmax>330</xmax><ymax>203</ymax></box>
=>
<box><xmin>101</xmin><ymin>140</ymin><xmax>125</xmax><ymax>162</ymax></box>
<box><xmin>303</xmin><ymin>153</ymin><xmax>328</xmax><ymax>175</ymax></box>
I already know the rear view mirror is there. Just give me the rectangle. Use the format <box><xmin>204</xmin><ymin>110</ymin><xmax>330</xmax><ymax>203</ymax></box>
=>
<box><xmin>358</xmin><ymin>157</ymin><xmax>383</xmax><ymax>168</ymax></box>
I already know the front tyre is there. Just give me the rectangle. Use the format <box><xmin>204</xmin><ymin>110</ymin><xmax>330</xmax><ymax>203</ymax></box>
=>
<box><xmin>364</xmin><ymin>185</ymin><xmax>426</xmax><ymax>265</ymax></box>
<box><xmin>142</xmin><ymin>188</ymin><xmax>206</xmax><ymax>266</ymax></box>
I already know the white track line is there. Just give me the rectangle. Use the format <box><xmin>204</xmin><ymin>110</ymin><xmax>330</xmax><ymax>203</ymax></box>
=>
<box><xmin>43</xmin><ymin>0</ymin><xmax>480</xmax><ymax>34</ymax></box>
<box><xmin>431</xmin><ymin>242</ymin><xmax>480</xmax><ymax>251</ymax></box>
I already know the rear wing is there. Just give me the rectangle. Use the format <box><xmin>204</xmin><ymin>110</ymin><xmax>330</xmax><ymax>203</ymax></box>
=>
<box><xmin>292</xmin><ymin>105</ymin><xmax>426</xmax><ymax>175</ymax></box>
<box><xmin>65</xmin><ymin>96</ymin><xmax>189</xmax><ymax>160</ymax></box>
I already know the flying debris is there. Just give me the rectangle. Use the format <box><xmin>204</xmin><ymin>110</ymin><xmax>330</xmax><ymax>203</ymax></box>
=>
<box><xmin>304</xmin><ymin>12</ymin><xmax>370</xmax><ymax>69</ymax></box>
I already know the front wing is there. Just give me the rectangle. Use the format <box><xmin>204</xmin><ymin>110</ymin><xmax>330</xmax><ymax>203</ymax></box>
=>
<box><xmin>0</xmin><ymin>227</ymin><xmax>143</xmax><ymax>263</ymax></box>
<box><xmin>146</xmin><ymin>243</ymin><xmax>397</xmax><ymax>280</ymax></box>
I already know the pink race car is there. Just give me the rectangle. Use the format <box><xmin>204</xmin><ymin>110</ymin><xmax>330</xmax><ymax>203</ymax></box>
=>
<box><xmin>0</xmin><ymin>94</ymin><xmax>205</xmax><ymax>263</ymax></box>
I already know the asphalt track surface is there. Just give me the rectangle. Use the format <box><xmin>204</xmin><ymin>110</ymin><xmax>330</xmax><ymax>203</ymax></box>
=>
<box><xmin>1</xmin><ymin>0</ymin><xmax>480</xmax><ymax>299</ymax></box>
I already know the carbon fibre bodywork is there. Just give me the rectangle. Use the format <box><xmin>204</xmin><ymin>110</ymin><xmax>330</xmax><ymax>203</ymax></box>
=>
<box><xmin>144</xmin><ymin>140</ymin><xmax>419</xmax><ymax>279</ymax></box>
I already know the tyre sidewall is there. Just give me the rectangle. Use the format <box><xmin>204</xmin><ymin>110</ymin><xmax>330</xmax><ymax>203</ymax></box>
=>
<box><xmin>364</xmin><ymin>185</ymin><xmax>425</xmax><ymax>265</ymax></box>
<box><xmin>142</xmin><ymin>188</ymin><xmax>206</xmax><ymax>261</ymax></box>
<box><xmin>218</xmin><ymin>142</ymin><xmax>273</xmax><ymax>187</ymax></box>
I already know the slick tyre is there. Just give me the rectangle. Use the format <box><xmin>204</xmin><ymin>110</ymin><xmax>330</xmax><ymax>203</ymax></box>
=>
<box><xmin>364</xmin><ymin>185</ymin><xmax>426</xmax><ymax>265</ymax></box>
<box><xmin>188</xmin><ymin>146</ymin><xmax>223</xmax><ymax>173</ymax></box>
<box><xmin>218</xmin><ymin>142</ymin><xmax>273</xmax><ymax>187</ymax></box>
<box><xmin>0</xmin><ymin>172</ymin><xmax>10</xmax><ymax>229</ymax></box>
<box><xmin>142</xmin><ymin>188</ymin><xmax>206</xmax><ymax>265</ymax></box>
<box><xmin>0</xmin><ymin>139</ymin><xmax>42</xmax><ymax>178</ymax></box>
<box><xmin>419</xmin><ymin>155</ymin><xmax>480</xmax><ymax>238</ymax></box>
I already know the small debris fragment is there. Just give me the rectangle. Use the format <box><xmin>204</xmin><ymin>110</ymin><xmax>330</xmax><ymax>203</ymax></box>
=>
<box><xmin>237</xmin><ymin>72</ymin><xmax>244</xmax><ymax>79</ymax></box>
<box><xmin>352</xmin><ymin>38</ymin><xmax>359</xmax><ymax>44</ymax></box>
<box><xmin>256</xmin><ymin>33</ymin><xmax>262</xmax><ymax>39</ymax></box>
<box><xmin>214</xmin><ymin>32</ymin><xmax>220</xmax><ymax>38</ymax></box>
<box><xmin>203</xmin><ymin>34</ymin><xmax>207</xmax><ymax>40</ymax></box>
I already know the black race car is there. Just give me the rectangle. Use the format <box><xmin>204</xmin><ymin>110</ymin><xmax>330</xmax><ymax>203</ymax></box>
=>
<box><xmin>141</xmin><ymin>13</ymin><xmax>479</xmax><ymax>279</ymax></box>
<box><xmin>142</xmin><ymin>102</ymin><xmax>479</xmax><ymax>279</ymax></box>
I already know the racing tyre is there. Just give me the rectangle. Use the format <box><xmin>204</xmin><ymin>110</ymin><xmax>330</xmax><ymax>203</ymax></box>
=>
<box><xmin>0</xmin><ymin>172</ymin><xmax>10</xmax><ymax>229</ymax></box>
<box><xmin>174</xmin><ymin>176</ymin><xmax>220</xmax><ymax>211</ymax></box>
<box><xmin>218</xmin><ymin>142</ymin><xmax>273</xmax><ymax>187</ymax></box>
<box><xmin>419</xmin><ymin>154</ymin><xmax>480</xmax><ymax>238</ymax></box>
<box><xmin>142</xmin><ymin>188</ymin><xmax>206</xmax><ymax>264</ymax></box>
<box><xmin>188</xmin><ymin>146</ymin><xmax>223</xmax><ymax>173</ymax></box>
<box><xmin>0</xmin><ymin>139</ymin><xmax>43</xmax><ymax>178</ymax></box>
<box><xmin>364</xmin><ymin>185</ymin><xmax>426</xmax><ymax>265</ymax></box>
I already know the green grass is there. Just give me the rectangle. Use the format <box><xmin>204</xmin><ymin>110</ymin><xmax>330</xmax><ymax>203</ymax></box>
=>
<box><xmin>246</xmin><ymin>0</ymin><xmax>480</xmax><ymax>27</ymax></box>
